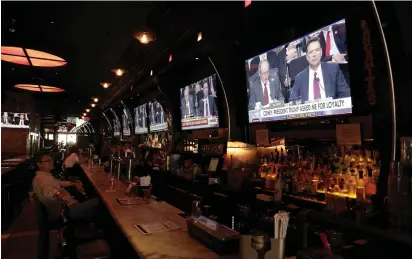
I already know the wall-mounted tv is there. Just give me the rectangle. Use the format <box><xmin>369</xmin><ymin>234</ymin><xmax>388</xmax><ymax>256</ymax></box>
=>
<box><xmin>134</xmin><ymin>104</ymin><xmax>148</xmax><ymax>134</ymax></box>
<box><xmin>1</xmin><ymin>112</ymin><xmax>30</xmax><ymax>128</ymax></box>
<box><xmin>113</xmin><ymin>119</ymin><xmax>121</xmax><ymax>137</ymax></box>
<box><xmin>246</xmin><ymin>19</ymin><xmax>352</xmax><ymax>123</ymax></box>
<box><xmin>180</xmin><ymin>74</ymin><xmax>219</xmax><ymax>130</ymax></box>
<box><xmin>122</xmin><ymin>109</ymin><xmax>132</xmax><ymax>136</ymax></box>
<box><xmin>149</xmin><ymin>101</ymin><xmax>167</xmax><ymax>132</ymax></box>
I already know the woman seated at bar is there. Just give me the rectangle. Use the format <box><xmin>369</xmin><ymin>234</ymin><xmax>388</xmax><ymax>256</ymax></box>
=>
<box><xmin>64</xmin><ymin>145</ymin><xmax>80</xmax><ymax>169</ymax></box>
<box><xmin>32</xmin><ymin>153</ymin><xmax>101</xmax><ymax>221</ymax></box>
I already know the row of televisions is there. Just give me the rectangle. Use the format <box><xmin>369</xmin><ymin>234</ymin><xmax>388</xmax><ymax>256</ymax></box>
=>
<box><xmin>109</xmin><ymin>74</ymin><xmax>220</xmax><ymax>137</ymax></box>
<box><xmin>110</xmin><ymin>18</ymin><xmax>354</xmax><ymax>137</ymax></box>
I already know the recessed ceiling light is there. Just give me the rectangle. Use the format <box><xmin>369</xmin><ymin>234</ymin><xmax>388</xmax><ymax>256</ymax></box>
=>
<box><xmin>100</xmin><ymin>82</ymin><xmax>111</xmax><ymax>88</ymax></box>
<box><xmin>195</xmin><ymin>57</ymin><xmax>199</xmax><ymax>60</ymax></box>
<box><xmin>197</xmin><ymin>32</ymin><xmax>203</xmax><ymax>42</ymax></box>
<box><xmin>91</xmin><ymin>103</ymin><xmax>96</xmax><ymax>107</ymax></box>
<box><xmin>150</xmin><ymin>70</ymin><xmax>153</xmax><ymax>76</ymax></box>
<box><xmin>112</xmin><ymin>68</ymin><xmax>125</xmax><ymax>76</ymax></box>
<box><xmin>93</xmin><ymin>98</ymin><xmax>99</xmax><ymax>102</ymax></box>
<box><xmin>86</xmin><ymin>109</ymin><xmax>90</xmax><ymax>112</ymax></box>
<box><xmin>1</xmin><ymin>46</ymin><xmax>66</xmax><ymax>67</ymax></box>
<box><xmin>14</xmin><ymin>84</ymin><xmax>64</xmax><ymax>93</ymax></box>
<box><xmin>83</xmin><ymin>113</ymin><xmax>87</xmax><ymax>116</ymax></box>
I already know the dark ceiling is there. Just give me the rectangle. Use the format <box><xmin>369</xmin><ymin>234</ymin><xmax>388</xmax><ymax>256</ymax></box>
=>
<box><xmin>1</xmin><ymin>1</ymin><xmax>156</xmax><ymax>117</ymax></box>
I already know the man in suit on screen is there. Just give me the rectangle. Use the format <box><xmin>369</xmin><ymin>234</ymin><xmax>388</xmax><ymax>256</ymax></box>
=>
<box><xmin>248</xmin><ymin>59</ymin><xmax>284</xmax><ymax>110</ymax></box>
<box><xmin>290</xmin><ymin>37</ymin><xmax>350</xmax><ymax>103</ymax></box>
<box><xmin>316</xmin><ymin>22</ymin><xmax>347</xmax><ymax>62</ymax></box>
<box><xmin>181</xmin><ymin>86</ymin><xmax>194</xmax><ymax>118</ymax></box>
<box><xmin>199</xmin><ymin>80</ymin><xmax>217</xmax><ymax>117</ymax></box>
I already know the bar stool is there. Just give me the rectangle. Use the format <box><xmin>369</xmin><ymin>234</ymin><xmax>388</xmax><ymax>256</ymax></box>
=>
<box><xmin>35</xmin><ymin>195</ymin><xmax>111</xmax><ymax>259</ymax></box>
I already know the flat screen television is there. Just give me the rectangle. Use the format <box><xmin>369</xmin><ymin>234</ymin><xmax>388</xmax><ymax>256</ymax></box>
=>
<box><xmin>113</xmin><ymin>119</ymin><xmax>121</xmax><ymax>137</ymax></box>
<box><xmin>149</xmin><ymin>101</ymin><xmax>167</xmax><ymax>132</ymax></box>
<box><xmin>122</xmin><ymin>109</ymin><xmax>132</xmax><ymax>136</ymax></box>
<box><xmin>1</xmin><ymin>112</ymin><xmax>30</xmax><ymax>128</ymax></box>
<box><xmin>180</xmin><ymin>74</ymin><xmax>219</xmax><ymax>130</ymax></box>
<box><xmin>134</xmin><ymin>104</ymin><xmax>148</xmax><ymax>134</ymax></box>
<box><xmin>246</xmin><ymin>19</ymin><xmax>352</xmax><ymax>123</ymax></box>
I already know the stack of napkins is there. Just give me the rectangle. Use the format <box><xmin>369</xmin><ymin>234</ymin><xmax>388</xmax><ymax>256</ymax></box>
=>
<box><xmin>140</xmin><ymin>176</ymin><xmax>151</xmax><ymax>187</ymax></box>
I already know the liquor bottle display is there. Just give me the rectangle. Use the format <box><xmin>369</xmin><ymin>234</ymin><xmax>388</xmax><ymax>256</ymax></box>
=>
<box><xmin>255</xmin><ymin>144</ymin><xmax>380</xmax><ymax>206</ymax></box>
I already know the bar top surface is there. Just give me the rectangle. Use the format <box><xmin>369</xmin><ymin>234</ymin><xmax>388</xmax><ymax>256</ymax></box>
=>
<box><xmin>80</xmin><ymin>162</ymin><xmax>228</xmax><ymax>259</ymax></box>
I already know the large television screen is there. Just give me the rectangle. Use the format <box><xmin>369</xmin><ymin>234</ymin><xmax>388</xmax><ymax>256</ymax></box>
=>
<box><xmin>134</xmin><ymin>104</ymin><xmax>148</xmax><ymax>134</ymax></box>
<box><xmin>180</xmin><ymin>74</ymin><xmax>219</xmax><ymax>130</ymax></box>
<box><xmin>246</xmin><ymin>19</ymin><xmax>351</xmax><ymax>123</ymax></box>
<box><xmin>149</xmin><ymin>101</ymin><xmax>167</xmax><ymax>132</ymax></box>
<box><xmin>1</xmin><ymin>112</ymin><xmax>30</xmax><ymax>128</ymax></box>
<box><xmin>122</xmin><ymin>109</ymin><xmax>132</xmax><ymax>136</ymax></box>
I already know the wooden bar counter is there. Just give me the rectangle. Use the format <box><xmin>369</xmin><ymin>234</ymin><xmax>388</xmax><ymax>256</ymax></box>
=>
<box><xmin>80</xmin><ymin>162</ymin><xmax>229</xmax><ymax>259</ymax></box>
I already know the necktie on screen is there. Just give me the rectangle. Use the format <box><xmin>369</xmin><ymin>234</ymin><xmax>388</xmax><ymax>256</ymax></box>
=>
<box><xmin>206</xmin><ymin>99</ymin><xmax>209</xmax><ymax>117</ymax></box>
<box><xmin>325</xmin><ymin>31</ymin><xmax>331</xmax><ymax>56</ymax></box>
<box><xmin>313</xmin><ymin>72</ymin><xmax>321</xmax><ymax>100</ymax></box>
<box><xmin>263</xmin><ymin>84</ymin><xmax>269</xmax><ymax>105</ymax></box>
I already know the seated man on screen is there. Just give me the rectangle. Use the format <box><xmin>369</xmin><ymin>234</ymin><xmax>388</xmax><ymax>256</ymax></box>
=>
<box><xmin>248</xmin><ymin>59</ymin><xmax>284</xmax><ymax>111</ymax></box>
<box><xmin>181</xmin><ymin>86</ymin><xmax>194</xmax><ymax>118</ymax></box>
<box><xmin>199</xmin><ymin>80</ymin><xmax>217</xmax><ymax>117</ymax></box>
<box><xmin>290</xmin><ymin>37</ymin><xmax>351</xmax><ymax>103</ymax></box>
<box><xmin>2</xmin><ymin>112</ymin><xmax>9</xmax><ymax>124</ymax></box>
<box><xmin>316</xmin><ymin>23</ymin><xmax>347</xmax><ymax>63</ymax></box>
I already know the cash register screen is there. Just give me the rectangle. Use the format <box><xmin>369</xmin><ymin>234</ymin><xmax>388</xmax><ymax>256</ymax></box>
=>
<box><xmin>208</xmin><ymin>158</ymin><xmax>219</xmax><ymax>172</ymax></box>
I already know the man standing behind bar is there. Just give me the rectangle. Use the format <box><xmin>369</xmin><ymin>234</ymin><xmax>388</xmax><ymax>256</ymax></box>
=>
<box><xmin>290</xmin><ymin>37</ymin><xmax>350</xmax><ymax>103</ymax></box>
<box><xmin>199</xmin><ymin>80</ymin><xmax>217</xmax><ymax>117</ymax></box>
<box><xmin>248</xmin><ymin>59</ymin><xmax>283</xmax><ymax>111</ymax></box>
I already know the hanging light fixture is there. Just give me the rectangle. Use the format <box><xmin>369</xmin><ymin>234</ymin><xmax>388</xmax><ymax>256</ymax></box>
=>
<box><xmin>133</xmin><ymin>27</ymin><xmax>156</xmax><ymax>45</ymax></box>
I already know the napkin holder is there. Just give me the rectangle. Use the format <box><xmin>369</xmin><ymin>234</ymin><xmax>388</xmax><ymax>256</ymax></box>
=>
<box><xmin>186</xmin><ymin>216</ymin><xmax>240</xmax><ymax>255</ymax></box>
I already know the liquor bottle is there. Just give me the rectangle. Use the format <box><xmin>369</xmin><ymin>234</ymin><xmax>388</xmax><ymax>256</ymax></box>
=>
<box><xmin>365</xmin><ymin>168</ymin><xmax>377</xmax><ymax>198</ymax></box>
<box><xmin>356</xmin><ymin>171</ymin><xmax>366</xmax><ymax>203</ymax></box>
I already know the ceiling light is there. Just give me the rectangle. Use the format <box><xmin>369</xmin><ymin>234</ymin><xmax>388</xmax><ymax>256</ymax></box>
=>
<box><xmin>93</xmin><ymin>98</ymin><xmax>99</xmax><ymax>102</ymax></box>
<box><xmin>1</xmin><ymin>46</ymin><xmax>66</xmax><ymax>67</ymax></box>
<box><xmin>195</xmin><ymin>57</ymin><xmax>199</xmax><ymax>60</ymax></box>
<box><xmin>100</xmin><ymin>82</ymin><xmax>111</xmax><ymax>88</ymax></box>
<box><xmin>86</xmin><ymin>109</ymin><xmax>90</xmax><ymax>112</ymax></box>
<box><xmin>112</xmin><ymin>68</ymin><xmax>125</xmax><ymax>77</ymax></box>
<box><xmin>14</xmin><ymin>84</ymin><xmax>65</xmax><ymax>93</ymax></box>
<box><xmin>150</xmin><ymin>70</ymin><xmax>153</xmax><ymax>76</ymax></box>
<box><xmin>83</xmin><ymin>113</ymin><xmax>87</xmax><ymax>116</ymax></box>
<box><xmin>133</xmin><ymin>29</ymin><xmax>155</xmax><ymax>45</ymax></box>
<box><xmin>197</xmin><ymin>32</ymin><xmax>203</xmax><ymax>42</ymax></box>
<box><xmin>169</xmin><ymin>54</ymin><xmax>173</xmax><ymax>62</ymax></box>
<box><xmin>91</xmin><ymin>103</ymin><xmax>96</xmax><ymax>107</ymax></box>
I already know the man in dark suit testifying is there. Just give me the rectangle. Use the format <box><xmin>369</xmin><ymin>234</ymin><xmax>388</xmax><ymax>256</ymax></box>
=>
<box><xmin>199</xmin><ymin>81</ymin><xmax>217</xmax><ymax>117</ymax></box>
<box><xmin>248</xmin><ymin>59</ymin><xmax>284</xmax><ymax>111</ymax></box>
<box><xmin>290</xmin><ymin>37</ymin><xmax>350</xmax><ymax>103</ymax></box>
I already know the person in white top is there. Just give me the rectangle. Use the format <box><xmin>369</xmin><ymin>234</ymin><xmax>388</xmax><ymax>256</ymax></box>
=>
<box><xmin>64</xmin><ymin>146</ymin><xmax>80</xmax><ymax>168</ymax></box>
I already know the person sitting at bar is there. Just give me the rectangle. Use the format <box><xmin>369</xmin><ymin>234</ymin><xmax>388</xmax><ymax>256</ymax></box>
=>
<box><xmin>64</xmin><ymin>146</ymin><xmax>80</xmax><ymax>169</ymax></box>
<box><xmin>32</xmin><ymin>153</ymin><xmax>101</xmax><ymax>221</ymax></box>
